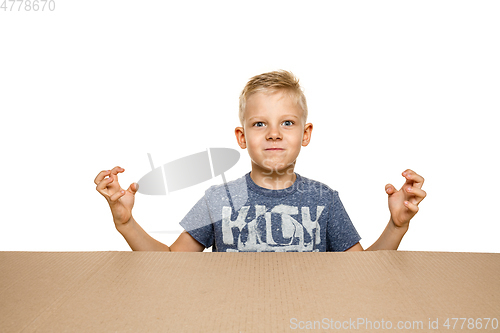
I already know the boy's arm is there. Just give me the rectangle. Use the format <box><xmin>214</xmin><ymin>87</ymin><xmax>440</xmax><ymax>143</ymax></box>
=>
<box><xmin>345</xmin><ymin>219</ymin><xmax>408</xmax><ymax>251</ymax></box>
<box><xmin>116</xmin><ymin>216</ymin><xmax>171</xmax><ymax>251</ymax></box>
<box><xmin>346</xmin><ymin>169</ymin><xmax>426</xmax><ymax>252</ymax></box>
<box><xmin>117</xmin><ymin>217</ymin><xmax>205</xmax><ymax>252</ymax></box>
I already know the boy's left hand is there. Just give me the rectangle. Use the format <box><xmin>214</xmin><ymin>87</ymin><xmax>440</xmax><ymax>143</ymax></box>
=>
<box><xmin>386</xmin><ymin>169</ymin><xmax>426</xmax><ymax>229</ymax></box>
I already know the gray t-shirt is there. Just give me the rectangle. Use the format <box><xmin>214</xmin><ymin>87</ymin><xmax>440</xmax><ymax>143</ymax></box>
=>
<box><xmin>180</xmin><ymin>172</ymin><xmax>361</xmax><ymax>252</ymax></box>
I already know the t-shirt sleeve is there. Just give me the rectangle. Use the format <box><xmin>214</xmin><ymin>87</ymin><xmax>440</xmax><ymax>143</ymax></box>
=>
<box><xmin>326</xmin><ymin>191</ymin><xmax>361</xmax><ymax>252</ymax></box>
<box><xmin>179</xmin><ymin>194</ymin><xmax>215</xmax><ymax>249</ymax></box>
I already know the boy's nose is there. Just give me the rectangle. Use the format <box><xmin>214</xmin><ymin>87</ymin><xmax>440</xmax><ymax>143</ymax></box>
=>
<box><xmin>266</xmin><ymin>126</ymin><xmax>282</xmax><ymax>140</ymax></box>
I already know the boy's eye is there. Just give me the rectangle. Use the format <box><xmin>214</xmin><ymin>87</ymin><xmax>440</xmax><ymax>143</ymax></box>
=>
<box><xmin>253</xmin><ymin>122</ymin><xmax>265</xmax><ymax>127</ymax></box>
<box><xmin>282</xmin><ymin>120</ymin><xmax>294</xmax><ymax>126</ymax></box>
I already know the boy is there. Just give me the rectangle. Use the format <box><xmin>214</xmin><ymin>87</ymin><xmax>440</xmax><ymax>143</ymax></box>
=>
<box><xmin>94</xmin><ymin>70</ymin><xmax>426</xmax><ymax>252</ymax></box>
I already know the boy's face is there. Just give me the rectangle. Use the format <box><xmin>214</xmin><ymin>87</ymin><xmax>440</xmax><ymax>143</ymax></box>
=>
<box><xmin>235</xmin><ymin>90</ymin><xmax>312</xmax><ymax>175</ymax></box>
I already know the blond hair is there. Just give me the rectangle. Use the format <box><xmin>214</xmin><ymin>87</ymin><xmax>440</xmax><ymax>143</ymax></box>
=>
<box><xmin>239</xmin><ymin>70</ymin><xmax>308</xmax><ymax>125</ymax></box>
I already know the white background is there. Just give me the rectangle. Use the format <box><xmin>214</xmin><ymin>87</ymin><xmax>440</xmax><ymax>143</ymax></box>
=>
<box><xmin>1</xmin><ymin>0</ymin><xmax>498</xmax><ymax>252</ymax></box>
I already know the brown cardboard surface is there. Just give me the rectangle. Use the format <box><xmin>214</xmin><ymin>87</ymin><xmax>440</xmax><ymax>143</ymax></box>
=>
<box><xmin>1</xmin><ymin>251</ymin><xmax>499</xmax><ymax>332</ymax></box>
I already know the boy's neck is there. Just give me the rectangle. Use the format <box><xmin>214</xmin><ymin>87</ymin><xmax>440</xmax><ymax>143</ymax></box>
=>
<box><xmin>249</xmin><ymin>167</ymin><xmax>297</xmax><ymax>190</ymax></box>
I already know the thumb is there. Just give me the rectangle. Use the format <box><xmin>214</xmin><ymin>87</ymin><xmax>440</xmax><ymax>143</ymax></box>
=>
<box><xmin>128</xmin><ymin>182</ymin><xmax>139</xmax><ymax>194</ymax></box>
<box><xmin>385</xmin><ymin>183</ymin><xmax>396</xmax><ymax>195</ymax></box>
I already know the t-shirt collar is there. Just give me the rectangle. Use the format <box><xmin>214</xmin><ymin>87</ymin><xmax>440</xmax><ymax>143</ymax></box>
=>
<box><xmin>245</xmin><ymin>171</ymin><xmax>302</xmax><ymax>197</ymax></box>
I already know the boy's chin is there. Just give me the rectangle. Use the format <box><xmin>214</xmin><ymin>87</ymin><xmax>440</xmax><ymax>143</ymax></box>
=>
<box><xmin>256</xmin><ymin>164</ymin><xmax>295</xmax><ymax>175</ymax></box>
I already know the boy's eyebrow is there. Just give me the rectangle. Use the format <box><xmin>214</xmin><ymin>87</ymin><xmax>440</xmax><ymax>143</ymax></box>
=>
<box><xmin>247</xmin><ymin>114</ymin><xmax>299</xmax><ymax>122</ymax></box>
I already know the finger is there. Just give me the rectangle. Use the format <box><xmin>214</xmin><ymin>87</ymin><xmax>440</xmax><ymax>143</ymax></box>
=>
<box><xmin>402</xmin><ymin>169</ymin><xmax>425</xmax><ymax>189</ymax></box>
<box><xmin>110</xmin><ymin>166</ymin><xmax>125</xmax><ymax>176</ymax></box>
<box><xmin>385</xmin><ymin>184</ymin><xmax>397</xmax><ymax>195</ymax></box>
<box><xmin>109</xmin><ymin>189</ymin><xmax>126</xmax><ymax>203</ymax></box>
<box><xmin>109</xmin><ymin>167</ymin><xmax>125</xmax><ymax>185</ymax></box>
<box><xmin>94</xmin><ymin>170</ymin><xmax>111</xmax><ymax>185</ymax></box>
<box><xmin>406</xmin><ymin>186</ymin><xmax>427</xmax><ymax>205</ymax></box>
<box><xmin>127</xmin><ymin>182</ymin><xmax>139</xmax><ymax>195</ymax></box>
<box><xmin>404</xmin><ymin>200</ymin><xmax>419</xmax><ymax>214</ymax></box>
<box><xmin>96</xmin><ymin>175</ymin><xmax>114</xmax><ymax>194</ymax></box>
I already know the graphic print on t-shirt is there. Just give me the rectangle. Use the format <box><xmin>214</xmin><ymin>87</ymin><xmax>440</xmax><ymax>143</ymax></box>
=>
<box><xmin>221</xmin><ymin>204</ymin><xmax>325</xmax><ymax>252</ymax></box>
<box><xmin>179</xmin><ymin>172</ymin><xmax>361</xmax><ymax>252</ymax></box>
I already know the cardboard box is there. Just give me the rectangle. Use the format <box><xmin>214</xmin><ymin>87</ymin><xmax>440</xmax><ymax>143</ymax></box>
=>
<box><xmin>1</xmin><ymin>251</ymin><xmax>499</xmax><ymax>332</ymax></box>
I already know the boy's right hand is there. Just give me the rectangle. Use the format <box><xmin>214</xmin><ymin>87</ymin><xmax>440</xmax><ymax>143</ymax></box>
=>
<box><xmin>95</xmin><ymin>166</ymin><xmax>138</xmax><ymax>227</ymax></box>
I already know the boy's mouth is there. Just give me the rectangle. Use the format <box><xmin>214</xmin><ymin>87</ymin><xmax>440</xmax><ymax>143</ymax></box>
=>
<box><xmin>265</xmin><ymin>148</ymin><xmax>284</xmax><ymax>150</ymax></box>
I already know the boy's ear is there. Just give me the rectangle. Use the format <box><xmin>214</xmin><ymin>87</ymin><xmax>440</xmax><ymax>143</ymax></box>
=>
<box><xmin>302</xmin><ymin>123</ymin><xmax>313</xmax><ymax>147</ymax></box>
<box><xmin>235</xmin><ymin>127</ymin><xmax>247</xmax><ymax>149</ymax></box>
